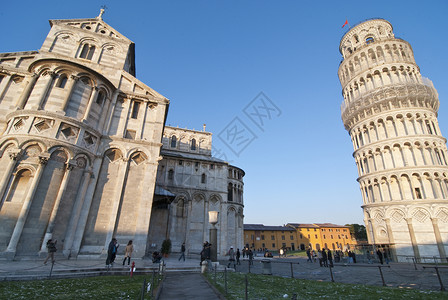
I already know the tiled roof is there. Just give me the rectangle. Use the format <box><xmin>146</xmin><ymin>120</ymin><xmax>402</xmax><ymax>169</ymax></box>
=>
<box><xmin>286</xmin><ymin>223</ymin><xmax>349</xmax><ymax>229</ymax></box>
<box><xmin>244</xmin><ymin>224</ymin><xmax>295</xmax><ymax>231</ymax></box>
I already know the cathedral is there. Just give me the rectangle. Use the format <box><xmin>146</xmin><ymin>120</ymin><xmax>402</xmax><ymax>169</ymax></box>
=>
<box><xmin>0</xmin><ymin>12</ymin><xmax>244</xmax><ymax>260</ymax></box>
<box><xmin>339</xmin><ymin>19</ymin><xmax>447</xmax><ymax>262</ymax></box>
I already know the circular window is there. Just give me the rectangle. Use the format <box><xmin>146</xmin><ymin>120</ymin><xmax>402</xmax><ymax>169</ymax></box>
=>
<box><xmin>86</xmin><ymin>26</ymin><xmax>91</xmax><ymax>30</ymax></box>
<box><xmin>100</xmin><ymin>30</ymin><xmax>106</xmax><ymax>34</ymax></box>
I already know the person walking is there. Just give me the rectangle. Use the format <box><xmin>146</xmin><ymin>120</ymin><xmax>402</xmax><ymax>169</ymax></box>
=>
<box><xmin>178</xmin><ymin>242</ymin><xmax>186</xmax><ymax>261</ymax></box>
<box><xmin>227</xmin><ymin>246</ymin><xmax>236</xmax><ymax>269</ymax></box>
<box><xmin>43</xmin><ymin>239</ymin><xmax>57</xmax><ymax>265</ymax></box>
<box><xmin>236</xmin><ymin>248</ymin><xmax>241</xmax><ymax>265</ymax></box>
<box><xmin>122</xmin><ymin>240</ymin><xmax>133</xmax><ymax>266</ymax></box>
<box><xmin>306</xmin><ymin>248</ymin><xmax>313</xmax><ymax>263</ymax></box>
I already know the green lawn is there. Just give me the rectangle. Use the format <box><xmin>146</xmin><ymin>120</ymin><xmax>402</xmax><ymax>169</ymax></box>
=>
<box><xmin>204</xmin><ymin>272</ymin><xmax>446</xmax><ymax>299</ymax></box>
<box><xmin>0</xmin><ymin>275</ymin><xmax>161</xmax><ymax>300</ymax></box>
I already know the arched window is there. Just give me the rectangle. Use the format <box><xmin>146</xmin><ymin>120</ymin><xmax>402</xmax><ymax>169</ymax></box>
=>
<box><xmin>201</xmin><ymin>173</ymin><xmax>206</xmax><ymax>184</ymax></box>
<box><xmin>171</xmin><ymin>136</ymin><xmax>177</xmax><ymax>148</ymax></box>
<box><xmin>366</xmin><ymin>37</ymin><xmax>374</xmax><ymax>45</ymax></box>
<box><xmin>191</xmin><ymin>138</ymin><xmax>196</xmax><ymax>150</ymax></box>
<box><xmin>79</xmin><ymin>44</ymin><xmax>95</xmax><ymax>60</ymax></box>
<box><xmin>56</xmin><ymin>75</ymin><xmax>68</xmax><ymax>88</ymax></box>
<box><xmin>168</xmin><ymin>169</ymin><xmax>174</xmax><ymax>180</ymax></box>
<box><xmin>96</xmin><ymin>90</ymin><xmax>106</xmax><ymax>105</ymax></box>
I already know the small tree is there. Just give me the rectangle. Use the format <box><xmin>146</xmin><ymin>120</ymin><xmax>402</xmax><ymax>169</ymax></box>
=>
<box><xmin>161</xmin><ymin>239</ymin><xmax>172</xmax><ymax>256</ymax></box>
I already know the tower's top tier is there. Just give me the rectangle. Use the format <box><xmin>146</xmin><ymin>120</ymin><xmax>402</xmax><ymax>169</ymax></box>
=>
<box><xmin>339</xmin><ymin>19</ymin><xmax>394</xmax><ymax>59</ymax></box>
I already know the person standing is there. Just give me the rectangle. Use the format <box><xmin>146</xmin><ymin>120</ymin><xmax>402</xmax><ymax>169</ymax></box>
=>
<box><xmin>383</xmin><ymin>250</ymin><xmax>389</xmax><ymax>264</ymax></box>
<box><xmin>327</xmin><ymin>249</ymin><xmax>333</xmax><ymax>267</ymax></box>
<box><xmin>236</xmin><ymin>248</ymin><xmax>241</xmax><ymax>265</ymax></box>
<box><xmin>43</xmin><ymin>239</ymin><xmax>57</xmax><ymax>265</ymax></box>
<box><xmin>178</xmin><ymin>242</ymin><xmax>186</xmax><ymax>261</ymax></box>
<box><xmin>248</xmin><ymin>249</ymin><xmax>254</xmax><ymax>265</ymax></box>
<box><xmin>317</xmin><ymin>250</ymin><xmax>323</xmax><ymax>267</ymax></box>
<box><xmin>227</xmin><ymin>246</ymin><xmax>236</xmax><ymax>269</ymax></box>
<box><xmin>122</xmin><ymin>240</ymin><xmax>133</xmax><ymax>266</ymax></box>
<box><xmin>322</xmin><ymin>249</ymin><xmax>328</xmax><ymax>267</ymax></box>
<box><xmin>106</xmin><ymin>238</ymin><xmax>117</xmax><ymax>267</ymax></box>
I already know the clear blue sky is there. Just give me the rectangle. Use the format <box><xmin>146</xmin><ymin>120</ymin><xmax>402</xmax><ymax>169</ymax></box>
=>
<box><xmin>2</xmin><ymin>1</ymin><xmax>448</xmax><ymax>226</ymax></box>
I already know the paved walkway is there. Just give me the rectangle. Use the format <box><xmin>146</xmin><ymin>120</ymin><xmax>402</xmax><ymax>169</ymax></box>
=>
<box><xmin>0</xmin><ymin>254</ymin><xmax>446</xmax><ymax>297</ymax></box>
<box><xmin>158</xmin><ymin>272</ymin><xmax>222</xmax><ymax>300</ymax></box>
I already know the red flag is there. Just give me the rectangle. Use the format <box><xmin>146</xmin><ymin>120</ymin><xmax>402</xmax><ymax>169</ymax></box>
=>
<box><xmin>342</xmin><ymin>20</ymin><xmax>348</xmax><ymax>28</ymax></box>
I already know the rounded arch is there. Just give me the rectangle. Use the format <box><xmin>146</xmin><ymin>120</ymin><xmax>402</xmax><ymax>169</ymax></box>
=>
<box><xmin>0</xmin><ymin>138</ymin><xmax>19</xmax><ymax>153</ymax></box>
<box><xmin>102</xmin><ymin>145</ymin><xmax>126</xmax><ymax>158</ymax></box>
<box><xmin>192</xmin><ymin>192</ymin><xmax>206</xmax><ymax>202</ymax></box>
<box><xmin>73</xmin><ymin>153</ymin><xmax>91</xmax><ymax>169</ymax></box>
<box><xmin>209</xmin><ymin>193</ymin><xmax>222</xmax><ymax>204</ymax></box>
<box><xmin>19</xmin><ymin>140</ymin><xmax>46</xmax><ymax>153</ymax></box>
<box><xmin>126</xmin><ymin>147</ymin><xmax>150</xmax><ymax>161</ymax></box>
<box><xmin>104</xmin><ymin>148</ymin><xmax>124</xmax><ymax>163</ymax></box>
<box><xmin>47</xmin><ymin>145</ymin><xmax>73</xmax><ymax>160</ymax></box>
<box><xmin>14</xmin><ymin>164</ymin><xmax>37</xmax><ymax>176</ymax></box>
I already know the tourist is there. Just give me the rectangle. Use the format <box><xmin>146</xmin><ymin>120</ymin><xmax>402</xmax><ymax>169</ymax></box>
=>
<box><xmin>152</xmin><ymin>251</ymin><xmax>162</xmax><ymax>263</ymax></box>
<box><xmin>227</xmin><ymin>246</ymin><xmax>236</xmax><ymax>269</ymax></box>
<box><xmin>43</xmin><ymin>239</ymin><xmax>57</xmax><ymax>265</ymax></box>
<box><xmin>248</xmin><ymin>249</ymin><xmax>254</xmax><ymax>265</ymax></box>
<box><xmin>236</xmin><ymin>248</ymin><xmax>241</xmax><ymax>265</ymax></box>
<box><xmin>122</xmin><ymin>240</ymin><xmax>133</xmax><ymax>266</ymax></box>
<box><xmin>383</xmin><ymin>250</ymin><xmax>389</xmax><ymax>264</ymax></box>
<box><xmin>322</xmin><ymin>248</ymin><xmax>328</xmax><ymax>267</ymax></box>
<box><xmin>317</xmin><ymin>249</ymin><xmax>323</xmax><ymax>267</ymax></box>
<box><xmin>178</xmin><ymin>242</ymin><xmax>186</xmax><ymax>262</ymax></box>
<box><xmin>306</xmin><ymin>248</ymin><xmax>313</xmax><ymax>262</ymax></box>
<box><xmin>106</xmin><ymin>238</ymin><xmax>117</xmax><ymax>267</ymax></box>
<box><xmin>327</xmin><ymin>249</ymin><xmax>333</xmax><ymax>267</ymax></box>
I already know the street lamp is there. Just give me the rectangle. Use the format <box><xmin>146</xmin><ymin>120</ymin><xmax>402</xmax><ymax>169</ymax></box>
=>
<box><xmin>209</xmin><ymin>211</ymin><xmax>219</xmax><ymax>262</ymax></box>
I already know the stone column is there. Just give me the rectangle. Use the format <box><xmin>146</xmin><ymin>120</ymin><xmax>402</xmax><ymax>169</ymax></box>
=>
<box><xmin>405</xmin><ymin>218</ymin><xmax>420</xmax><ymax>261</ymax></box>
<box><xmin>0</xmin><ymin>74</ymin><xmax>12</xmax><ymax>101</ymax></box>
<box><xmin>39</xmin><ymin>159</ymin><xmax>76</xmax><ymax>253</ymax></box>
<box><xmin>103</xmin><ymin>157</ymin><xmax>130</xmax><ymax>252</ymax></box>
<box><xmin>60</xmin><ymin>75</ymin><xmax>79</xmax><ymax>112</ymax></box>
<box><xmin>37</xmin><ymin>72</ymin><xmax>56</xmax><ymax>110</ymax></box>
<box><xmin>138</xmin><ymin>102</ymin><xmax>149</xmax><ymax>139</ymax></box>
<box><xmin>0</xmin><ymin>148</ymin><xmax>22</xmax><ymax>209</ymax></box>
<box><xmin>103</xmin><ymin>91</ymin><xmax>120</xmax><ymax>134</ymax></box>
<box><xmin>384</xmin><ymin>218</ymin><xmax>397</xmax><ymax>261</ymax></box>
<box><xmin>70</xmin><ymin>157</ymin><xmax>102</xmax><ymax>257</ymax></box>
<box><xmin>82</xmin><ymin>86</ymin><xmax>99</xmax><ymax>122</ymax></box>
<box><xmin>62</xmin><ymin>166</ymin><xmax>92</xmax><ymax>257</ymax></box>
<box><xmin>117</xmin><ymin>98</ymin><xmax>132</xmax><ymax>138</ymax></box>
<box><xmin>16</xmin><ymin>73</ymin><xmax>38</xmax><ymax>109</ymax></box>
<box><xmin>431</xmin><ymin>218</ymin><xmax>447</xmax><ymax>262</ymax></box>
<box><xmin>97</xmin><ymin>92</ymin><xmax>112</xmax><ymax>132</ymax></box>
<box><xmin>5</xmin><ymin>153</ymin><xmax>50</xmax><ymax>256</ymax></box>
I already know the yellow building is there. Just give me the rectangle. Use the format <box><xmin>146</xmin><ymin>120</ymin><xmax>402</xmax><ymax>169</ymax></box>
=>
<box><xmin>244</xmin><ymin>223</ymin><xmax>356</xmax><ymax>252</ymax></box>
<box><xmin>287</xmin><ymin>223</ymin><xmax>356</xmax><ymax>251</ymax></box>
<box><xmin>243</xmin><ymin>224</ymin><xmax>299</xmax><ymax>251</ymax></box>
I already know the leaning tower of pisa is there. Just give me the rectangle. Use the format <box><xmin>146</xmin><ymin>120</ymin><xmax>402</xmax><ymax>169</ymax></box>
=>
<box><xmin>338</xmin><ymin>19</ymin><xmax>448</xmax><ymax>262</ymax></box>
